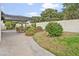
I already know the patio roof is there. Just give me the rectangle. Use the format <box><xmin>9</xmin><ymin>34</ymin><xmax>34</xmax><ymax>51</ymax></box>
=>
<box><xmin>1</xmin><ymin>11</ymin><xmax>32</xmax><ymax>21</ymax></box>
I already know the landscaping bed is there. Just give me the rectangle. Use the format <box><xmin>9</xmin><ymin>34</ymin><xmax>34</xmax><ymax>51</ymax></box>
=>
<box><xmin>33</xmin><ymin>31</ymin><xmax>79</xmax><ymax>56</ymax></box>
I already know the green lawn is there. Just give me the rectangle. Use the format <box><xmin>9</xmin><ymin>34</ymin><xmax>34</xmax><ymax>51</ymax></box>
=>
<box><xmin>33</xmin><ymin>31</ymin><xmax>79</xmax><ymax>56</ymax></box>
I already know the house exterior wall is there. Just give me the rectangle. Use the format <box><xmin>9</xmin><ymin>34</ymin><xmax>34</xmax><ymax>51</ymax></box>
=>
<box><xmin>0</xmin><ymin>11</ymin><xmax>1</xmax><ymax>42</ymax></box>
<box><xmin>1</xmin><ymin>20</ymin><xmax>6</xmax><ymax>30</ymax></box>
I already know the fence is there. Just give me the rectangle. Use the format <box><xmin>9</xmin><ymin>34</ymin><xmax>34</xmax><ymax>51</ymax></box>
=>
<box><xmin>36</xmin><ymin>20</ymin><xmax>79</xmax><ymax>32</ymax></box>
<box><xmin>1</xmin><ymin>19</ymin><xmax>79</xmax><ymax>32</ymax></box>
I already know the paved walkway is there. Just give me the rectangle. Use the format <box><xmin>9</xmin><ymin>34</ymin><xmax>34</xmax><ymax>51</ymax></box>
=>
<box><xmin>0</xmin><ymin>30</ymin><xmax>54</xmax><ymax>56</ymax></box>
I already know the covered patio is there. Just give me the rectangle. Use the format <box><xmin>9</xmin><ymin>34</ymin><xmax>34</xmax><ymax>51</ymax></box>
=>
<box><xmin>1</xmin><ymin>11</ymin><xmax>32</xmax><ymax>30</ymax></box>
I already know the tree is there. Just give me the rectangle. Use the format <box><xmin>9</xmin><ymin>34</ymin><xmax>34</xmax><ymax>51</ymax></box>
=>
<box><xmin>31</xmin><ymin>16</ymin><xmax>41</xmax><ymax>22</ymax></box>
<box><xmin>41</xmin><ymin>8</ymin><xmax>59</xmax><ymax>21</ymax></box>
<box><xmin>57</xmin><ymin>12</ymin><xmax>64</xmax><ymax>20</ymax></box>
<box><xmin>63</xmin><ymin>3</ymin><xmax>79</xmax><ymax>19</ymax></box>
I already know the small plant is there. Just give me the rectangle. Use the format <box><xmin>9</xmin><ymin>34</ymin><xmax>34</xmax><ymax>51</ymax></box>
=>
<box><xmin>5</xmin><ymin>21</ymin><xmax>13</xmax><ymax>30</ymax></box>
<box><xmin>5</xmin><ymin>21</ymin><xmax>17</xmax><ymax>30</ymax></box>
<box><xmin>25</xmin><ymin>26</ymin><xmax>36</xmax><ymax>36</ymax></box>
<box><xmin>45</xmin><ymin>22</ymin><xmax>63</xmax><ymax>36</ymax></box>
<box><xmin>16</xmin><ymin>27</ymin><xmax>20</xmax><ymax>32</ymax></box>
<box><xmin>16</xmin><ymin>26</ymin><xmax>25</xmax><ymax>33</ymax></box>
<box><xmin>36</xmin><ymin>26</ymin><xmax>43</xmax><ymax>32</ymax></box>
<box><xmin>31</xmin><ymin>23</ymin><xmax>36</xmax><ymax>28</ymax></box>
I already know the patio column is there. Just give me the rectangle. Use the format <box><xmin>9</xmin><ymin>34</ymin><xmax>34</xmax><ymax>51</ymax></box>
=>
<box><xmin>25</xmin><ymin>21</ymin><xmax>27</xmax><ymax>28</ymax></box>
<box><xmin>24</xmin><ymin>21</ymin><xmax>27</xmax><ymax>32</ymax></box>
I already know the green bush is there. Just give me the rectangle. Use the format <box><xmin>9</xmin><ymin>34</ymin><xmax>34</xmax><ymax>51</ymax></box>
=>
<box><xmin>5</xmin><ymin>21</ymin><xmax>13</xmax><ymax>30</ymax></box>
<box><xmin>36</xmin><ymin>26</ymin><xmax>43</xmax><ymax>32</ymax></box>
<box><xmin>16</xmin><ymin>27</ymin><xmax>19</xmax><ymax>32</ymax></box>
<box><xmin>31</xmin><ymin>23</ymin><xmax>36</xmax><ymax>28</ymax></box>
<box><xmin>25</xmin><ymin>26</ymin><xmax>36</xmax><ymax>36</ymax></box>
<box><xmin>25</xmin><ymin>26</ymin><xmax>31</xmax><ymax>31</ymax></box>
<box><xmin>16</xmin><ymin>26</ymin><xmax>25</xmax><ymax>33</ymax></box>
<box><xmin>45</xmin><ymin>22</ymin><xmax>63</xmax><ymax>37</ymax></box>
<box><xmin>5</xmin><ymin>21</ymin><xmax>17</xmax><ymax>30</ymax></box>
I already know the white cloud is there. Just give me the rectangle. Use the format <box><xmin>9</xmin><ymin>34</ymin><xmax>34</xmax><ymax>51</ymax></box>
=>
<box><xmin>28</xmin><ymin>12</ymin><xmax>39</xmax><ymax>16</ymax></box>
<box><xmin>27</xmin><ymin>3</ymin><xmax>33</xmax><ymax>5</ymax></box>
<box><xmin>0</xmin><ymin>6</ymin><xmax>5</xmax><ymax>12</ymax></box>
<box><xmin>41</xmin><ymin>3</ymin><xmax>63</xmax><ymax>11</ymax></box>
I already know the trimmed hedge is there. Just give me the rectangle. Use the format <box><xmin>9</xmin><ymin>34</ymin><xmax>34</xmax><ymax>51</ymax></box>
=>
<box><xmin>16</xmin><ymin>26</ymin><xmax>25</xmax><ymax>33</ymax></box>
<box><xmin>25</xmin><ymin>26</ymin><xmax>36</xmax><ymax>36</ymax></box>
<box><xmin>45</xmin><ymin>22</ymin><xmax>63</xmax><ymax>36</ymax></box>
<box><xmin>31</xmin><ymin>23</ymin><xmax>36</xmax><ymax>28</ymax></box>
<box><xmin>5</xmin><ymin>21</ymin><xmax>16</xmax><ymax>30</ymax></box>
<box><xmin>25</xmin><ymin>25</ymin><xmax>43</xmax><ymax>36</ymax></box>
<box><xmin>36</xmin><ymin>26</ymin><xmax>43</xmax><ymax>32</ymax></box>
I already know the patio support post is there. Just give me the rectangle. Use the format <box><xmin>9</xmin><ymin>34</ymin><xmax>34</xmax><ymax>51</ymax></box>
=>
<box><xmin>24</xmin><ymin>21</ymin><xmax>27</xmax><ymax>32</ymax></box>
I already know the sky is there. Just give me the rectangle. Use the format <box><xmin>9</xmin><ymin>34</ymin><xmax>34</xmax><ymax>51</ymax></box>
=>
<box><xmin>0</xmin><ymin>3</ymin><xmax>64</xmax><ymax>17</ymax></box>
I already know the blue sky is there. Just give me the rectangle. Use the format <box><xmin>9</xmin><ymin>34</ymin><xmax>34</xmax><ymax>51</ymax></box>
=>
<box><xmin>0</xmin><ymin>3</ymin><xmax>64</xmax><ymax>17</ymax></box>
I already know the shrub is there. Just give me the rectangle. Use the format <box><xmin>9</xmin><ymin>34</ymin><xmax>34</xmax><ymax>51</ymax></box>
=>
<box><xmin>31</xmin><ymin>23</ymin><xmax>36</xmax><ymax>28</ymax></box>
<box><xmin>25</xmin><ymin>26</ymin><xmax>31</xmax><ymax>31</ymax></box>
<box><xmin>45</xmin><ymin>22</ymin><xmax>63</xmax><ymax>37</ymax></box>
<box><xmin>5</xmin><ymin>21</ymin><xmax>13</xmax><ymax>30</ymax></box>
<box><xmin>16</xmin><ymin>26</ymin><xmax>25</xmax><ymax>33</ymax></box>
<box><xmin>5</xmin><ymin>21</ymin><xmax>17</xmax><ymax>30</ymax></box>
<box><xmin>16</xmin><ymin>27</ymin><xmax>19</xmax><ymax>32</ymax></box>
<box><xmin>25</xmin><ymin>26</ymin><xmax>36</xmax><ymax>36</ymax></box>
<box><xmin>36</xmin><ymin>26</ymin><xmax>43</xmax><ymax>32</ymax></box>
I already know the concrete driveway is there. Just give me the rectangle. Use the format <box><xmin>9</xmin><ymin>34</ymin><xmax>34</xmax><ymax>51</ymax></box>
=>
<box><xmin>0</xmin><ymin>30</ymin><xmax>54</xmax><ymax>56</ymax></box>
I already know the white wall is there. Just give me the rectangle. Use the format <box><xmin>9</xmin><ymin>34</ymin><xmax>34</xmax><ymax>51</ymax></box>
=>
<box><xmin>36</xmin><ymin>20</ymin><xmax>79</xmax><ymax>32</ymax></box>
<box><xmin>1</xmin><ymin>20</ymin><xmax>6</xmax><ymax>30</ymax></box>
<box><xmin>7</xmin><ymin>19</ymin><xmax>79</xmax><ymax>32</ymax></box>
<box><xmin>0</xmin><ymin>11</ymin><xmax>1</xmax><ymax>42</ymax></box>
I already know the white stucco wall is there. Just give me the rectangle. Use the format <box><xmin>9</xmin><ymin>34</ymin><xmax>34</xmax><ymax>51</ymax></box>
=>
<box><xmin>0</xmin><ymin>10</ymin><xmax>1</xmax><ymax>42</ymax></box>
<box><xmin>0</xmin><ymin>19</ymin><xmax>1</xmax><ymax>42</ymax></box>
<box><xmin>2</xmin><ymin>20</ymin><xmax>79</xmax><ymax>32</ymax></box>
<box><xmin>1</xmin><ymin>20</ymin><xmax>6</xmax><ymax>30</ymax></box>
<box><xmin>36</xmin><ymin>20</ymin><xmax>79</xmax><ymax>32</ymax></box>
<box><xmin>15</xmin><ymin>21</ymin><xmax>31</xmax><ymax>28</ymax></box>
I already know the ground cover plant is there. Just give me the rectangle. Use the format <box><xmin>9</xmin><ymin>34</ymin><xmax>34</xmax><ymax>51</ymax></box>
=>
<box><xmin>33</xmin><ymin>31</ymin><xmax>79</xmax><ymax>56</ymax></box>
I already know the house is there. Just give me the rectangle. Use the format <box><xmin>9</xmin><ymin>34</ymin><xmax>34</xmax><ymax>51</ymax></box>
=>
<box><xmin>1</xmin><ymin>11</ymin><xmax>32</xmax><ymax>30</ymax></box>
